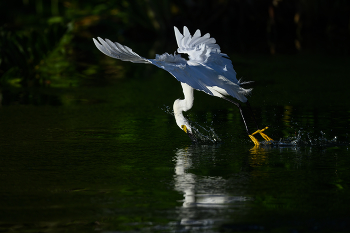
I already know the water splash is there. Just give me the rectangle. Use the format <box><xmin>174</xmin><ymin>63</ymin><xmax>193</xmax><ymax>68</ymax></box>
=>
<box><xmin>161</xmin><ymin>105</ymin><xmax>221</xmax><ymax>144</ymax></box>
<box><xmin>161</xmin><ymin>105</ymin><xmax>174</xmax><ymax>116</ymax></box>
<box><xmin>260</xmin><ymin>130</ymin><xmax>343</xmax><ymax>147</ymax></box>
<box><xmin>161</xmin><ymin>105</ymin><xmax>347</xmax><ymax>146</ymax></box>
<box><xmin>189</xmin><ymin>121</ymin><xmax>221</xmax><ymax>143</ymax></box>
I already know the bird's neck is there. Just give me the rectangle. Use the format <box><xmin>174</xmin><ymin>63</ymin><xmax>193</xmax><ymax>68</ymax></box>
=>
<box><xmin>173</xmin><ymin>83</ymin><xmax>194</xmax><ymax>130</ymax></box>
<box><xmin>178</xmin><ymin>83</ymin><xmax>194</xmax><ymax>112</ymax></box>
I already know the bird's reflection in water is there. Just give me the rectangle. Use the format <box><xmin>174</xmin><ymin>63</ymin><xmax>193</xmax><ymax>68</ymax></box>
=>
<box><xmin>249</xmin><ymin>146</ymin><xmax>269</xmax><ymax>168</ymax></box>
<box><xmin>172</xmin><ymin>145</ymin><xmax>250</xmax><ymax>231</ymax></box>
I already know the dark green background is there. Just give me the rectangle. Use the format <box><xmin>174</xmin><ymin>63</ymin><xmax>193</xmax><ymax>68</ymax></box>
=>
<box><xmin>1</xmin><ymin>1</ymin><xmax>350</xmax><ymax>232</ymax></box>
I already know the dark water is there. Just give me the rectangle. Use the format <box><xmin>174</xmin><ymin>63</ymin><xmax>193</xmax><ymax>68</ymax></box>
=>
<box><xmin>1</xmin><ymin>54</ymin><xmax>350</xmax><ymax>232</ymax></box>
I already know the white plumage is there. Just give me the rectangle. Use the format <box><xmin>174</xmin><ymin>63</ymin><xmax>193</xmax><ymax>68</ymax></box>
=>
<box><xmin>93</xmin><ymin>26</ymin><xmax>270</xmax><ymax>144</ymax></box>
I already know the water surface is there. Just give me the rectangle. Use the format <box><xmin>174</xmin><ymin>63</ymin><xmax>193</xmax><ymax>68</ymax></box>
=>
<box><xmin>1</xmin><ymin>54</ymin><xmax>350</xmax><ymax>232</ymax></box>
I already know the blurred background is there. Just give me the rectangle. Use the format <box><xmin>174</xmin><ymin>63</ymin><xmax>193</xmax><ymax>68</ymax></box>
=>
<box><xmin>1</xmin><ymin>3</ymin><xmax>350</xmax><ymax>231</ymax></box>
<box><xmin>1</xmin><ymin>0</ymin><xmax>349</xmax><ymax>92</ymax></box>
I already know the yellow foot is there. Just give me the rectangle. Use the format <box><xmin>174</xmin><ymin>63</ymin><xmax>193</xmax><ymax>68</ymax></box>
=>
<box><xmin>249</xmin><ymin>134</ymin><xmax>260</xmax><ymax>146</ymax></box>
<box><xmin>249</xmin><ymin>127</ymin><xmax>273</xmax><ymax>146</ymax></box>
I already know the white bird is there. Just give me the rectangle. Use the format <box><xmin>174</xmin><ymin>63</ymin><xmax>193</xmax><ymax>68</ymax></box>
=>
<box><xmin>93</xmin><ymin>26</ymin><xmax>272</xmax><ymax>145</ymax></box>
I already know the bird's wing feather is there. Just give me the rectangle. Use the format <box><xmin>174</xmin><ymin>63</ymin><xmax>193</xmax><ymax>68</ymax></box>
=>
<box><xmin>149</xmin><ymin>55</ymin><xmax>212</xmax><ymax>95</ymax></box>
<box><xmin>93</xmin><ymin>37</ymin><xmax>151</xmax><ymax>64</ymax></box>
<box><xmin>150</xmin><ymin>54</ymin><xmax>250</xmax><ymax>102</ymax></box>
<box><xmin>174</xmin><ymin>26</ymin><xmax>221</xmax><ymax>56</ymax></box>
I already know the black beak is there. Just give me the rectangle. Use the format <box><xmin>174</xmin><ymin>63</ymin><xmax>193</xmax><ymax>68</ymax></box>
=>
<box><xmin>187</xmin><ymin>131</ymin><xmax>197</xmax><ymax>143</ymax></box>
<box><xmin>181</xmin><ymin>125</ymin><xmax>197</xmax><ymax>143</ymax></box>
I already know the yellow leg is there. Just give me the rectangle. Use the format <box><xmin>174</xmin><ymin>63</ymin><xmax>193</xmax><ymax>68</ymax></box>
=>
<box><xmin>260</xmin><ymin>132</ymin><xmax>273</xmax><ymax>142</ymax></box>
<box><xmin>249</xmin><ymin>134</ymin><xmax>260</xmax><ymax>146</ymax></box>
<box><xmin>249</xmin><ymin>127</ymin><xmax>273</xmax><ymax>145</ymax></box>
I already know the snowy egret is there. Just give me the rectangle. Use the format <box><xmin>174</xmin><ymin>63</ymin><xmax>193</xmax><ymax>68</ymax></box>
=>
<box><xmin>93</xmin><ymin>26</ymin><xmax>272</xmax><ymax>145</ymax></box>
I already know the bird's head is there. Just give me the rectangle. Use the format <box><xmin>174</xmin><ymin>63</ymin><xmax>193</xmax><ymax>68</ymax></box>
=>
<box><xmin>181</xmin><ymin>124</ymin><xmax>191</xmax><ymax>134</ymax></box>
<box><xmin>174</xmin><ymin>112</ymin><xmax>196</xmax><ymax>141</ymax></box>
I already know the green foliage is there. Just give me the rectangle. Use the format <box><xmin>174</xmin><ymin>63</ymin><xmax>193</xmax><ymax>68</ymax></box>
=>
<box><xmin>0</xmin><ymin>0</ymin><xmax>175</xmax><ymax>87</ymax></box>
<box><xmin>1</xmin><ymin>0</ymin><xmax>349</xmax><ymax>88</ymax></box>
<box><xmin>0</xmin><ymin>22</ymin><xmax>71</xmax><ymax>87</ymax></box>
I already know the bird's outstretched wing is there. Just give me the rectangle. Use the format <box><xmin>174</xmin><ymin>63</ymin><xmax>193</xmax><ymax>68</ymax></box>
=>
<box><xmin>93</xmin><ymin>37</ymin><xmax>151</xmax><ymax>64</ymax></box>
<box><xmin>93</xmin><ymin>35</ymin><xmax>250</xmax><ymax>102</ymax></box>
<box><xmin>93</xmin><ymin>37</ymin><xmax>199</xmax><ymax>93</ymax></box>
